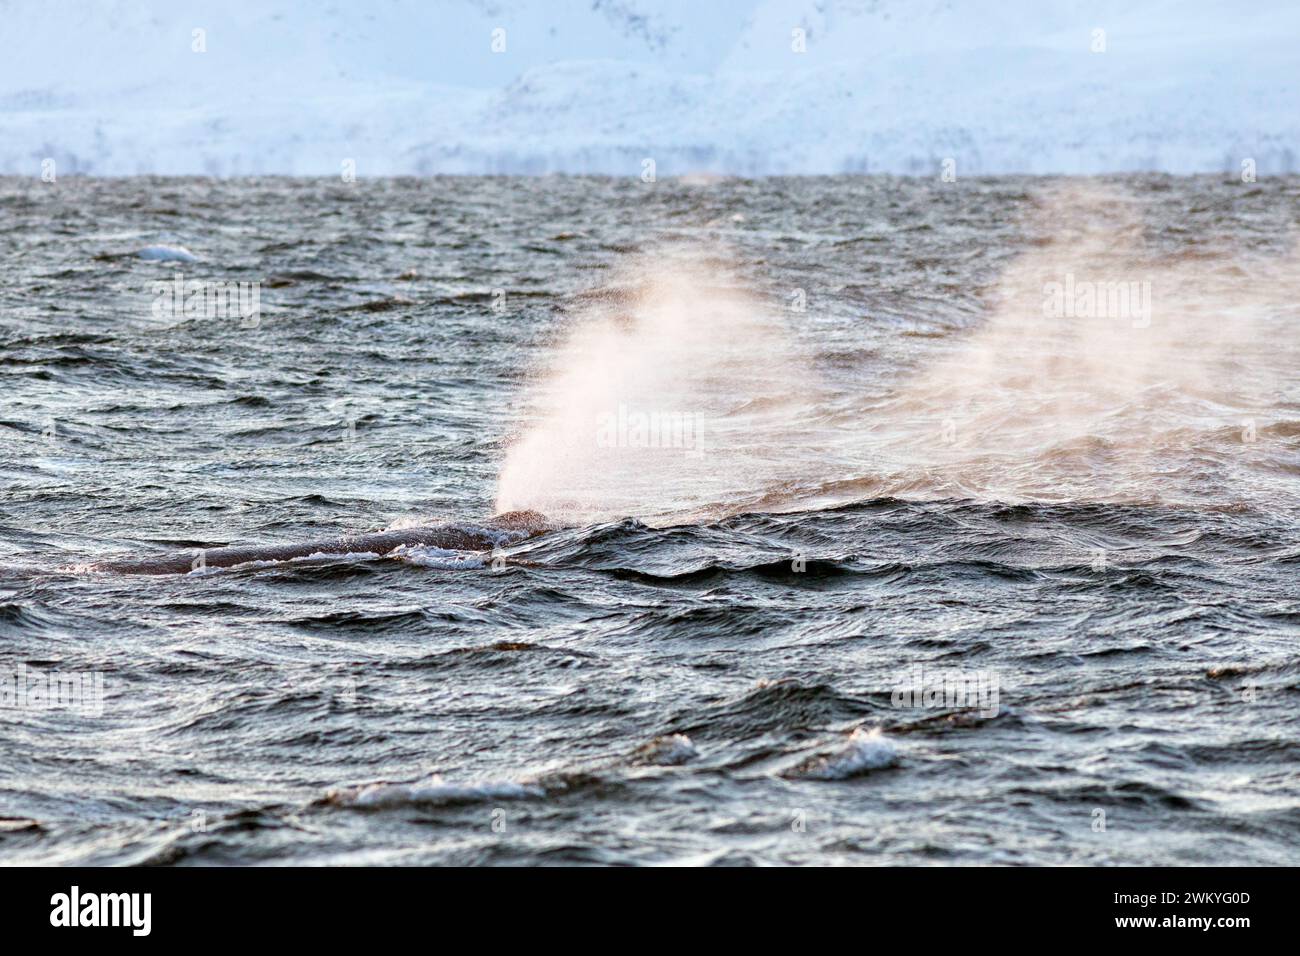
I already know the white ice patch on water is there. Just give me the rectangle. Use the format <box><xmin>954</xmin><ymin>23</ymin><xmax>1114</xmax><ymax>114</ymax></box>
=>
<box><xmin>137</xmin><ymin>244</ymin><xmax>197</xmax><ymax>262</ymax></box>
<box><xmin>326</xmin><ymin>773</ymin><xmax>543</xmax><ymax>808</ymax></box>
<box><xmin>790</xmin><ymin>728</ymin><xmax>899</xmax><ymax>780</ymax></box>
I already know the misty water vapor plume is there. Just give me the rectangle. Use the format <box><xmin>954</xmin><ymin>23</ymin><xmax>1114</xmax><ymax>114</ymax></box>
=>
<box><xmin>497</xmin><ymin>185</ymin><xmax>1300</xmax><ymax>525</ymax></box>
<box><xmin>872</xmin><ymin>182</ymin><xmax>1300</xmax><ymax>509</ymax></box>
<box><xmin>494</xmin><ymin>245</ymin><xmax>826</xmax><ymax>524</ymax></box>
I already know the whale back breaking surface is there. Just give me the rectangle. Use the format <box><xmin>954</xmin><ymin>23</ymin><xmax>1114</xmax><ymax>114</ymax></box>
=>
<box><xmin>92</xmin><ymin>511</ymin><xmax>554</xmax><ymax>575</ymax></box>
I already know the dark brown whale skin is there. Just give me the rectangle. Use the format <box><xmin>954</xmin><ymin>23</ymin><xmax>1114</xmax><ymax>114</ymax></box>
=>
<box><xmin>92</xmin><ymin>511</ymin><xmax>552</xmax><ymax>575</ymax></box>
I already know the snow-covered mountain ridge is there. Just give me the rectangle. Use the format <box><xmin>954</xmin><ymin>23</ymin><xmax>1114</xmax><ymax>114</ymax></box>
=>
<box><xmin>1</xmin><ymin>0</ymin><xmax>1295</xmax><ymax>175</ymax></box>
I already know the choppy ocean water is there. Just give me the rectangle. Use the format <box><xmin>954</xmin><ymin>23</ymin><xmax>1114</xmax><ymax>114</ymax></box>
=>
<box><xmin>1</xmin><ymin>174</ymin><xmax>1298</xmax><ymax>865</ymax></box>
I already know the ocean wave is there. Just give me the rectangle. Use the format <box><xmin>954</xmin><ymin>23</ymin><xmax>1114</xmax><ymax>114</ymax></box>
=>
<box><xmin>671</xmin><ymin>679</ymin><xmax>875</xmax><ymax>741</ymax></box>
<box><xmin>632</xmin><ymin>734</ymin><xmax>698</xmax><ymax>766</ymax></box>
<box><xmin>136</xmin><ymin>244</ymin><xmax>197</xmax><ymax>262</ymax></box>
<box><xmin>783</xmin><ymin>728</ymin><xmax>900</xmax><ymax>780</ymax></box>
<box><xmin>325</xmin><ymin>774</ymin><xmax>544</xmax><ymax>809</ymax></box>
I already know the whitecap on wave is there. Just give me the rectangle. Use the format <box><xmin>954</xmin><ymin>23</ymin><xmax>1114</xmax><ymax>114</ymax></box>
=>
<box><xmin>137</xmin><ymin>244</ymin><xmax>198</xmax><ymax>262</ymax></box>
<box><xmin>325</xmin><ymin>773</ymin><xmax>543</xmax><ymax>808</ymax></box>
<box><xmin>784</xmin><ymin>728</ymin><xmax>899</xmax><ymax>780</ymax></box>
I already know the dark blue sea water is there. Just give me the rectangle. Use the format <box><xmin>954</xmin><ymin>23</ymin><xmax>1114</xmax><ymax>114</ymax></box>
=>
<box><xmin>1</xmin><ymin>175</ymin><xmax>1298</xmax><ymax>864</ymax></box>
